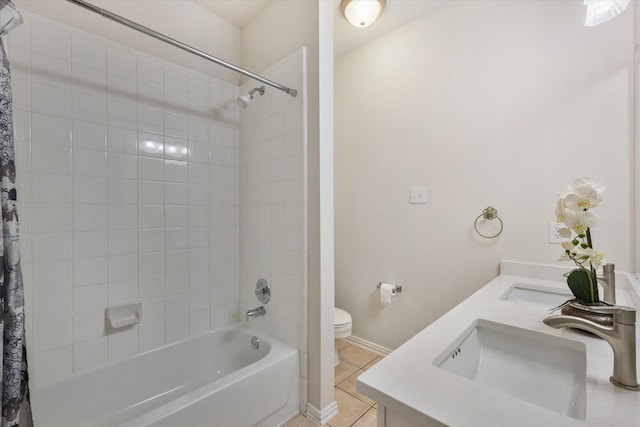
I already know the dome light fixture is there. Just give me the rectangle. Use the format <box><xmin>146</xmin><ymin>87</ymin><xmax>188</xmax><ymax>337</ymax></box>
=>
<box><xmin>584</xmin><ymin>0</ymin><xmax>630</xmax><ymax>27</ymax></box>
<box><xmin>340</xmin><ymin>0</ymin><xmax>386</xmax><ymax>28</ymax></box>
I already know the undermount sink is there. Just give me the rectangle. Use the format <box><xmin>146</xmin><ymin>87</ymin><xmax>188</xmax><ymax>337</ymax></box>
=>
<box><xmin>500</xmin><ymin>283</ymin><xmax>573</xmax><ymax>307</ymax></box>
<box><xmin>434</xmin><ymin>319</ymin><xmax>586</xmax><ymax>420</ymax></box>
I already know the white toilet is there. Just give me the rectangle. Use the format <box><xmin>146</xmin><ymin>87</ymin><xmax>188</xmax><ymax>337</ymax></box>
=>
<box><xmin>334</xmin><ymin>307</ymin><xmax>353</xmax><ymax>366</ymax></box>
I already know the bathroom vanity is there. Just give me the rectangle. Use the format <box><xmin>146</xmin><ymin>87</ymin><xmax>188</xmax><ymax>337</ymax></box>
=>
<box><xmin>357</xmin><ymin>261</ymin><xmax>640</xmax><ymax>427</ymax></box>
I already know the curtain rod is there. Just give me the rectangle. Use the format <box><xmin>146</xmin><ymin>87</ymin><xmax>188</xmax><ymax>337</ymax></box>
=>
<box><xmin>64</xmin><ymin>0</ymin><xmax>297</xmax><ymax>97</ymax></box>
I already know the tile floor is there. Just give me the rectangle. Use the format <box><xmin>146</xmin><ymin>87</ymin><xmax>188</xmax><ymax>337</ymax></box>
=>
<box><xmin>282</xmin><ymin>340</ymin><xmax>383</xmax><ymax>427</ymax></box>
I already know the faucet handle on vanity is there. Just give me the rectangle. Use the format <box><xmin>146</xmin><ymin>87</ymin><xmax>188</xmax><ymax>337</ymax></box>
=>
<box><xmin>571</xmin><ymin>302</ymin><xmax>636</xmax><ymax>325</ymax></box>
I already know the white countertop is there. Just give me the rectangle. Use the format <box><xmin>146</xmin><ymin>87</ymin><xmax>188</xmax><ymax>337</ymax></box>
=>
<box><xmin>357</xmin><ymin>261</ymin><xmax>640</xmax><ymax>427</ymax></box>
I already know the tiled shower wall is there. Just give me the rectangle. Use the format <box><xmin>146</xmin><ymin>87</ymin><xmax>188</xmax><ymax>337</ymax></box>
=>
<box><xmin>7</xmin><ymin>11</ymin><xmax>241</xmax><ymax>387</ymax></box>
<box><xmin>239</xmin><ymin>48</ymin><xmax>307</xmax><ymax>405</ymax></box>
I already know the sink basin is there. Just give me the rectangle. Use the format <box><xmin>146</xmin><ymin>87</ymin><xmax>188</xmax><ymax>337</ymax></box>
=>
<box><xmin>500</xmin><ymin>283</ymin><xmax>573</xmax><ymax>307</ymax></box>
<box><xmin>434</xmin><ymin>320</ymin><xmax>586</xmax><ymax>420</ymax></box>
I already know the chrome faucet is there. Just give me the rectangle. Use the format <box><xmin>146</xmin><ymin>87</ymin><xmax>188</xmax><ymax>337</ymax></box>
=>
<box><xmin>544</xmin><ymin>305</ymin><xmax>640</xmax><ymax>391</ymax></box>
<box><xmin>246</xmin><ymin>306</ymin><xmax>265</xmax><ymax>321</ymax></box>
<box><xmin>597</xmin><ymin>263</ymin><xmax>616</xmax><ymax>305</ymax></box>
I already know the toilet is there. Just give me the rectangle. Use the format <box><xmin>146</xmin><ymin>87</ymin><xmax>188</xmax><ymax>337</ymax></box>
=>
<box><xmin>334</xmin><ymin>307</ymin><xmax>353</xmax><ymax>366</ymax></box>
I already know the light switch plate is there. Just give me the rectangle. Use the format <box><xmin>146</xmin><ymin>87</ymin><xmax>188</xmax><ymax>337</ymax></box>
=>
<box><xmin>410</xmin><ymin>187</ymin><xmax>427</xmax><ymax>204</ymax></box>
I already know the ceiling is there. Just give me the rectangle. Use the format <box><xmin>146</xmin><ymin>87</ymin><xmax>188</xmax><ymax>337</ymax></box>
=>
<box><xmin>194</xmin><ymin>0</ymin><xmax>445</xmax><ymax>57</ymax></box>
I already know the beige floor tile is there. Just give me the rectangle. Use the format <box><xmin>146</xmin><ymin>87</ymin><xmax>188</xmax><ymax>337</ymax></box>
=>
<box><xmin>281</xmin><ymin>413</ymin><xmax>321</xmax><ymax>427</ymax></box>
<box><xmin>336</xmin><ymin>339</ymin><xmax>350</xmax><ymax>352</ymax></box>
<box><xmin>338</xmin><ymin>345</ymin><xmax>378</xmax><ymax>369</ymax></box>
<box><xmin>335</xmin><ymin>360</ymin><xmax>359</xmax><ymax>385</ymax></box>
<box><xmin>328</xmin><ymin>388</ymin><xmax>370</xmax><ymax>427</ymax></box>
<box><xmin>336</xmin><ymin>370</ymin><xmax>376</xmax><ymax>406</ymax></box>
<box><xmin>352</xmin><ymin>407</ymin><xmax>377</xmax><ymax>427</ymax></box>
<box><xmin>362</xmin><ymin>355</ymin><xmax>383</xmax><ymax>371</ymax></box>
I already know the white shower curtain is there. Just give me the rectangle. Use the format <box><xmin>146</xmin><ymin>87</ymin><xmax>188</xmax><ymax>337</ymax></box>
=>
<box><xmin>0</xmin><ymin>1</ymin><xmax>32</xmax><ymax>426</ymax></box>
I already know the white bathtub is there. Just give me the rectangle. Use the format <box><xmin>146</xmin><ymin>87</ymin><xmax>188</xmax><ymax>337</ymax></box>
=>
<box><xmin>32</xmin><ymin>325</ymin><xmax>300</xmax><ymax>427</ymax></box>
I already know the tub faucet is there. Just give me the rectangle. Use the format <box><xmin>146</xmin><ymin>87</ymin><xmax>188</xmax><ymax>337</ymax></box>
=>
<box><xmin>246</xmin><ymin>306</ymin><xmax>265</xmax><ymax>321</ymax></box>
<box><xmin>597</xmin><ymin>263</ymin><xmax>616</xmax><ymax>305</ymax></box>
<box><xmin>544</xmin><ymin>305</ymin><xmax>640</xmax><ymax>391</ymax></box>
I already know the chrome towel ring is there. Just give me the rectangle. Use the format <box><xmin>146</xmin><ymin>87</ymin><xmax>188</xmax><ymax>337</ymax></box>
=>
<box><xmin>474</xmin><ymin>206</ymin><xmax>503</xmax><ymax>239</ymax></box>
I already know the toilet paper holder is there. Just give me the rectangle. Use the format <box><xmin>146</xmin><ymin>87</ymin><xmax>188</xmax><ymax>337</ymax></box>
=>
<box><xmin>377</xmin><ymin>282</ymin><xmax>402</xmax><ymax>293</ymax></box>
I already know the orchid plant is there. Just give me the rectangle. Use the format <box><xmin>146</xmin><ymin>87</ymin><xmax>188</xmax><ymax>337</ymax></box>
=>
<box><xmin>555</xmin><ymin>177</ymin><xmax>606</xmax><ymax>304</ymax></box>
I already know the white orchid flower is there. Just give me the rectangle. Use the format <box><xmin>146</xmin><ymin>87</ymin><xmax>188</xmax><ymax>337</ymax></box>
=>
<box><xmin>562</xmin><ymin>209</ymin><xmax>598</xmax><ymax>234</ymax></box>
<box><xmin>572</xmin><ymin>177</ymin><xmax>606</xmax><ymax>195</ymax></box>
<box><xmin>555</xmin><ymin>199</ymin><xmax>567</xmax><ymax>222</ymax></box>
<box><xmin>564</xmin><ymin>185</ymin><xmax>603</xmax><ymax>211</ymax></box>
<box><xmin>575</xmin><ymin>247</ymin><xmax>607</xmax><ymax>269</ymax></box>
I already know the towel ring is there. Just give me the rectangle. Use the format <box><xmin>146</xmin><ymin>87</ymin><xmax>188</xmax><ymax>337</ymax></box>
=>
<box><xmin>474</xmin><ymin>206</ymin><xmax>503</xmax><ymax>239</ymax></box>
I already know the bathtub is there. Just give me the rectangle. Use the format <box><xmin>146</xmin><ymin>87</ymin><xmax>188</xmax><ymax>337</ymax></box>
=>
<box><xmin>32</xmin><ymin>325</ymin><xmax>300</xmax><ymax>427</ymax></box>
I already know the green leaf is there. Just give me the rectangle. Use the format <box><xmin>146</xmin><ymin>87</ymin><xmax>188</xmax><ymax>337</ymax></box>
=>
<box><xmin>567</xmin><ymin>268</ymin><xmax>599</xmax><ymax>303</ymax></box>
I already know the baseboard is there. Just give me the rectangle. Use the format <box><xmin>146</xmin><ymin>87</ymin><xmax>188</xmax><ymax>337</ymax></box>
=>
<box><xmin>305</xmin><ymin>400</ymin><xmax>338</xmax><ymax>425</ymax></box>
<box><xmin>345</xmin><ymin>335</ymin><xmax>392</xmax><ymax>356</ymax></box>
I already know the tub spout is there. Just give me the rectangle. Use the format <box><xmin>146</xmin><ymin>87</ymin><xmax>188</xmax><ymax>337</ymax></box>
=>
<box><xmin>246</xmin><ymin>306</ymin><xmax>265</xmax><ymax>322</ymax></box>
<box><xmin>544</xmin><ymin>305</ymin><xmax>640</xmax><ymax>391</ymax></box>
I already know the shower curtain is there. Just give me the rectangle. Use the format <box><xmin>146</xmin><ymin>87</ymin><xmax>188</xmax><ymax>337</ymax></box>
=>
<box><xmin>0</xmin><ymin>1</ymin><xmax>32</xmax><ymax>426</ymax></box>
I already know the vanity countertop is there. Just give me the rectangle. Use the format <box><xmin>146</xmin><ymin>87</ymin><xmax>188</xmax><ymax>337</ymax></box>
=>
<box><xmin>357</xmin><ymin>261</ymin><xmax>640</xmax><ymax>427</ymax></box>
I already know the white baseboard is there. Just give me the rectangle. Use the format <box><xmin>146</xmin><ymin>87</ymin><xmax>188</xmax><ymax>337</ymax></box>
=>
<box><xmin>345</xmin><ymin>335</ymin><xmax>392</xmax><ymax>356</ymax></box>
<box><xmin>305</xmin><ymin>400</ymin><xmax>338</xmax><ymax>426</ymax></box>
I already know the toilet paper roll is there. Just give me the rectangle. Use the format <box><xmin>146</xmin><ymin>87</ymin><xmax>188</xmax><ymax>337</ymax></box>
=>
<box><xmin>379</xmin><ymin>283</ymin><xmax>396</xmax><ymax>306</ymax></box>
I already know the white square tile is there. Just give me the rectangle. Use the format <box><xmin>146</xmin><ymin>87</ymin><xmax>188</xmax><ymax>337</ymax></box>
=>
<box><xmin>32</xmin><ymin>346</ymin><xmax>72</xmax><ymax>388</ymax></box>
<box><xmin>138</xmin><ymin>83</ymin><xmax>163</xmax><ymax>110</ymax></box>
<box><xmin>33</xmin><ymin>289</ymin><xmax>72</xmax><ymax>323</ymax></box>
<box><xmin>108</xmin><ymin>204</ymin><xmax>137</xmax><ymax>230</ymax></box>
<box><xmin>32</xmin><ymin>20</ymin><xmax>71</xmax><ymax>60</ymax></box>
<box><xmin>32</xmin><ymin>52</ymin><xmax>71</xmax><ymax>89</ymax></box>
<box><xmin>108</xmin><ymin>229</ymin><xmax>137</xmax><ymax>256</ymax></box>
<box><xmin>138</xmin><ymin>133</ymin><xmax>164</xmax><ymax>158</ymax></box>
<box><xmin>165</xmin><ymin>294</ymin><xmax>188</xmax><ymax>319</ymax></box>
<box><xmin>139</xmin><ymin>275</ymin><xmax>164</xmax><ymax>300</ymax></box>
<box><xmin>165</xmin><ymin>93</ymin><xmax>187</xmax><ymax>116</ymax></box>
<box><xmin>139</xmin><ymin>252</ymin><xmax>164</xmax><ymax>278</ymax></box>
<box><xmin>189</xmin><ymin>310</ymin><xmax>209</xmax><ymax>336</ymax></box>
<box><xmin>189</xmin><ymin>248</ymin><xmax>209</xmax><ymax>270</ymax></box>
<box><xmin>138</xmin><ymin>204</ymin><xmax>164</xmax><ymax>229</ymax></box>
<box><xmin>73</xmin><ymin>230</ymin><xmax>108</xmax><ymax>259</ymax></box>
<box><xmin>32</xmin><ymin>174</ymin><xmax>72</xmax><ymax>204</ymax></box>
<box><xmin>108</xmin><ymin>178</ymin><xmax>138</xmax><ymax>204</ymax></box>
<box><xmin>108</xmin><ymin>254</ymin><xmax>137</xmax><ymax>282</ymax></box>
<box><xmin>73</xmin><ymin>204</ymin><xmax>107</xmax><ymax>232</ymax></box>
<box><xmin>32</xmin><ymin>83</ymin><xmax>72</xmax><ymax>118</ymax></box>
<box><xmin>165</xmin><ymin>250</ymin><xmax>188</xmax><ymax>274</ymax></box>
<box><xmin>73</xmin><ymin>92</ymin><xmax>107</xmax><ymax>124</ymax></box>
<box><xmin>190</xmin><ymin>227</ymin><xmax>209</xmax><ymax>248</ymax></box>
<box><xmin>165</xmin><ymin>205</ymin><xmax>188</xmax><ymax>228</ymax></box>
<box><xmin>141</xmin><ymin>299</ymin><xmax>165</xmax><ymax>324</ymax></box>
<box><xmin>165</xmin><ymin>316</ymin><xmax>188</xmax><ymax>344</ymax></box>
<box><xmin>138</xmin><ymin>58</ymin><xmax>163</xmax><ymax>87</ymax></box>
<box><xmin>32</xmin><ymin>113</ymin><xmax>71</xmax><ymax>146</ymax></box>
<box><xmin>139</xmin><ymin>228</ymin><xmax>164</xmax><ymax>253</ymax></box>
<box><xmin>72</xmin><ymin>63</ymin><xmax>107</xmax><ymax>97</ymax></box>
<box><xmin>32</xmin><ymin>144</ymin><xmax>71</xmax><ymax>175</ymax></box>
<box><xmin>73</xmin><ymin>337</ymin><xmax>108</xmax><ymax>373</ymax></box>
<box><xmin>189</xmin><ymin>289</ymin><xmax>209</xmax><ymax>313</ymax></box>
<box><xmin>165</xmin><ymin>228</ymin><xmax>188</xmax><ymax>251</ymax></box>
<box><xmin>73</xmin><ymin>310</ymin><xmax>106</xmax><ymax>342</ymax></box>
<box><xmin>188</xmin><ymin>116</ymin><xmax>208</xmax><ymax>143</ymax></box>
<box><xmin>107</xmin><ymin>152</ymin><xmax>137</xmax><ymax>180</ymax></box>
<box><xmin>108</xmin><ymin>279</ymin><xmax>138</xmax><ymax>306</ymax></box>
<box><xmin>108</xmin><ymin>100</ymin><xmax>137</xmax><ymax>130</ymax></box>
<box><xmin>73</xmin><ymin>257</ymin><xmax>108</xmax><ymax>287</ymax></box>
<box><xmin>32</xmin><ymin>203</ymin><xmax>72</xmax><ymax>233</ymax></box>
<box><xmin>164</xmin><ymin>137</ymin><xmax>188</xmax><ymax>161</ymax></box>
<box><xmin>73</xmin><ymin>176</ymin><xmax>107</xmax><ymax>204</ymax></box>
<box><xmin>189</xmin><ymin>141</ymin><xmax>210</xmax><ymax>164</ymax></box>
<box><xmin>108</xmin><ymin>327</ymin><xmax>138</xmax><ymax>361</ymax></box>
<box><xmin>33</xmin><ymin>316</ymin><xmax>72</xmax><ymax>352</ymax></box>
<box><xmin>138</xmin><ymin>156</ymin><xmax>164</xmax><ymax>182</ymax></box>
<box><xmin>138</xmin><ymin>107</ymin><xmax>163</xmax><ymax>135</ymax></box>
<box><xmin>32</xmin><ymin>261</ymin><xmax>72</xmax><ymax>292</ymax></box>
<box><xmin>107</xmin><ymin>48</ymin><xmax>137</xmax><ymax>80</ymax></box>
<box><xmin>210</xmin><ymin>306</ymin><xmax>230</xmax><ymax>330</ymax></box>
<box><xmin>107</xmin><ymin>74</ymin><xmax>137</xmax><ymax>104</ymax></box>
<box><xmin>73</xmin><ymin>148</ymin><xmax>107</xmax><ymax>177</ymax></box>
<box><xmin>165</xmin><ymin>67</ymin><xmax>187</xmax><ymax>94</ymax></box>
<box><xmin>138</xmin><ymin>181</ymin><xmax>164</xmax><ymax>205</ymax></box>
<box><xmin>188</xmin><ymin>184</ymin><xmax>208</xmax><ymax>205</ymax></box>
<box><xmin>164</xmin><ymin>160</ymin><xmax>188</xmax><ymax>183</ymax></box>
<box><xmin>165</xmin><ymin>183</ymin><xmax>188</xmax><ymax>205</ymax></box>
<box><xmin>107</xmin><ymin>126</ymin><xmax>137</xmax><ymax>154</ymax></box>
<box><xmin>189</xmin><ymin>206</ymin><xmax>208</xmax><ymax>227</ymax></box>
<box><xmin>73</xmin><ymin>284</ymin><xmax>107</xmax><ymax>315</ymax></box>
<box><xmin>165</xmin><ymin>113</ymin><xmax>187</xmax><ymax>139</ymax></box>
<box><xmin>139</xmin><ymin>322</ymin><xmax>165</xmax><ymax>352</ymax></box>
<box><xmin>73</xmin><ymin>120</ymin><xmax>106</xmax><ymax>151</ymax></box>
<box><xmin>187</xmin><ymin>75</ymin><xmax>208</xmax><ymax>101</ymax></box>
<box><xmin>72</xmin><ymin>34</ymin><xmax>106</xmax><ymax>70</ymax></box>
<box><xmin>165</xmin><ymin>271</ymin><xmax>188</xmax><ymax>296</ymax></box>
<box><xmin>32</xmin><ymin>232</ymin><xmax>72</xmax><ymax>263</ymax></box>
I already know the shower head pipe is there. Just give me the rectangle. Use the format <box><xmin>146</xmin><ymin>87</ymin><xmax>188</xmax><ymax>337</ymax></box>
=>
<box><xmin>64</xmin><ymin>0</ymin><xmax>298</xmax><ymax>98</ymax></box>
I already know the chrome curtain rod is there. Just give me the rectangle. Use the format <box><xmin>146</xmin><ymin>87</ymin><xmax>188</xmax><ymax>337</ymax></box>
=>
<box><xmin>64</xmin><ymin>0</ymin><xmax>297</xmax><ymax>97</ymax></box>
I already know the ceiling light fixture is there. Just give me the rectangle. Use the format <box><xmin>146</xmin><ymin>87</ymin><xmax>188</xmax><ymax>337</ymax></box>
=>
<box><xmin>584</xmin><ymin>0</ymin><xmax>630</xmax><ymax>27</ymax></box>
<box><xmin>340</xmin><ymin>0</ymin><xmax>386</xmax><ymax>28</ymax></box>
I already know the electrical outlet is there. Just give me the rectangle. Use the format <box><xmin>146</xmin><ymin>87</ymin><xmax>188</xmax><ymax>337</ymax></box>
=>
<box><xmin>410</xmin><ymin>187</ymin><xmax>427</xmax><ymax>204</ymax></box>
<box><xmin>548</xmin><ymin>221</ymin><xmax>565</xmax><ymax>244</ymax></box>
